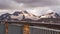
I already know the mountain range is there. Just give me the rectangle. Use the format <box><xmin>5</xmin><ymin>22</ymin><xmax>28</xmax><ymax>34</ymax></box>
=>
<box><xmin>0</xmin><ymin>10</ymin><xmax>60</xmax><ymax>21</ymax></box>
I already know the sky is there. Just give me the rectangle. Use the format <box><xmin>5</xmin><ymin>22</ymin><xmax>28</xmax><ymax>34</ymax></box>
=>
<box><xmin>0</xmin><ymin>0</ymin><xmax>60</xmax><ymax>16</ymax></box>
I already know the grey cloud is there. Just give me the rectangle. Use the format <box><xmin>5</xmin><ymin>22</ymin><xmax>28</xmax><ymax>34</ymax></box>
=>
<box><xmin>0</xmin><ymin>0</ymin><xmax>60</xmax><ymax>16</ymax></box>
<box><xmin>0</xmin><ymin>0</ymin><xmax>60</xmax><ymax>9</ymax></box>
<box><xmin>0</xmin><ymin>0</ymin><xmax>23</xmax><ymax>9</ymax></box>
<box><xmin>0</xmin><ymin>0</ymin><xmax>15</xmax><ymax>9</ymax></box>
<box><xmin>14</xmin><ymin>0</ymin><xmax>60</xmax><ymax>6</ymax></box>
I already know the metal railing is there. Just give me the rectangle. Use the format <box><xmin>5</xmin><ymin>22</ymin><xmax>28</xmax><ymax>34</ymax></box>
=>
<box><xmin>30</xmin><ymin>26</ymin><xmax>60</xmax><ymax>34</ymax></box>
<box><xmin>0</xmin><ymin>20</ymin><xmax>60</xmax><ymax>34</ymax></box>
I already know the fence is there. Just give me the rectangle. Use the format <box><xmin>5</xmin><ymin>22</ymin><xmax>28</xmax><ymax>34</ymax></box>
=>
<box><xmin>30</xmin><ymin>26</ymin><xmax>60</xmax><ymax>34</ymax></box>
<box><xmin>0</xmin><ymin>21</ymin><xmax>60</xmax><ymax>34</ymax></box>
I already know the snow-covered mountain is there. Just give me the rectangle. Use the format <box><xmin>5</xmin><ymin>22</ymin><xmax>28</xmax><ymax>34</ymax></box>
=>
<box><xmin>0</xmin><ymin>10</ymin><xmax>40</xmax><ymax>21</ymax></box>
<box><xmin>0</xmin><ymin>10</ymin><xmax>60</xmax><ymax>21</ymax></box>
<box><xmin>40</xmin><ymin>12</ymin><xmax>60</xmax><ymax>18</ymax></box>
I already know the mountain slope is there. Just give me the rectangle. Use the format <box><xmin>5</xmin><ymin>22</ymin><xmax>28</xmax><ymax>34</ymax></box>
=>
<box><xmin>40</xmin><ymin>12</ymin><xmax>60</xmax><ymax>18</ymax></box>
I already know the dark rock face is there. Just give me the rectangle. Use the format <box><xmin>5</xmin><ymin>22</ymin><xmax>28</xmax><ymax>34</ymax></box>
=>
<box><xmin>0</xmin><ymin>13</ymin><xmax>11</xmax><ymax>20</ymax></box>
<box><xmin>48</xmin><ymin>12</ymin><xmax>59</xmax><ymax>17</ymax></box>
<box><xmin>36</xmin><ymin>12</ymin><xmax>60</xmax><ymax>22</ymax></box>
<box><xmin>13</xmin><ymin>11</ymin><xmax>23</xmax><ymax>16</ymax></box>
<box><xmin>0</xmin><ymin>11</ymin><xmax>24</xmax><ymax>20</ymax></box>
<box><xmin>40</xmin><ymin>12</ymin><xmax>60</xmax><ymax>18</ymax></box>
<box><xmin>54</xmin><ymin>13</ymin><xmax>60</xmax><ymax>17</ymax></box>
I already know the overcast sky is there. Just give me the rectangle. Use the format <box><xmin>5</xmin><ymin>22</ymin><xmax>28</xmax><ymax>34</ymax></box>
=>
<box><xmin>0</xmin><ymin>0</ymin><xmax>60</xmax><ymax>16</ymax></box>
<box><xmin>0</xmin><ymin>0</ymin><xmax>60</xmax><ymax>9</ymax></box>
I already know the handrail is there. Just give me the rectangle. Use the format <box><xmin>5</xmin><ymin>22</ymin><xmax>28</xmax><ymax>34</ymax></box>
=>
<box><xmin>0</xmin><ymin>20</ymin><xmax>60</xmax><ymax>25</ymax></box>
<box><xmin>0</xmin><ymin>18</ymin><xmax>60</xmax><ymax>34</ymax></box>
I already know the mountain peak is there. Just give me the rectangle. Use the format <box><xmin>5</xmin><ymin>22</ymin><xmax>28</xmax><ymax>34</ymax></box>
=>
<box><xmin>40</xmin><ymin>12</ymin><xmax>60</xmax><ymax>18</ymax></box>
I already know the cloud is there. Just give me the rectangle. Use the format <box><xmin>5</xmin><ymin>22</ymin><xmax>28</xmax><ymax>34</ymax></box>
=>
<box><xmin>0</xmin><ymin>0</ymin><xmax>60</xmax><ymax>9</ymax></box>
<box><xmin>0</xmin><ymin>0</ymin><xmax>27</xmax><ymax>9</ymax></box>
<box><xmin>26</xmin><ymin>7</ymin><xmax>54</xmax><ymax>16</ymax></box>
<box><xmin>14</xmin><ymin>0</ymin><xmax>60</xmax><ymax>6</ymax></box>
<box><xmin>0</xmin><ymin>0</ymin><xmax>60</xmax><ymax>16</ymax></box>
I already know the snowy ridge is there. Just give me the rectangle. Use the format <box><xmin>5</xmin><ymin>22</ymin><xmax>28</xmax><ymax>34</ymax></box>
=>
<box><xmin>0</xmin><ymin>10</ymin><xmax>60</xmax><ymax>21</ymax></box>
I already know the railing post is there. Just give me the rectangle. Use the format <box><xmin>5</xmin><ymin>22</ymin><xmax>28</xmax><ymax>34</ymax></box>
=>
<box><xmin>23</xmin><ymin>24</ymin><xmax>30</xmax><ymax>34</ymax></box>
<box><xmin>5</xmin><ymin>22</ymin><xmax>8</xmax><ymax>34</ymax></box>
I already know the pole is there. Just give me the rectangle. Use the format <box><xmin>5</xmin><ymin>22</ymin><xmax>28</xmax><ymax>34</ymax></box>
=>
<box><xmin>5</xmin><ymin>22</ymin><xmax>8</xmax><ymax>34</ymax></box>
<box><xmin>23</xmin><ymin>24</ymin><xmax>30</xmax><ymax>34</ymax></box>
